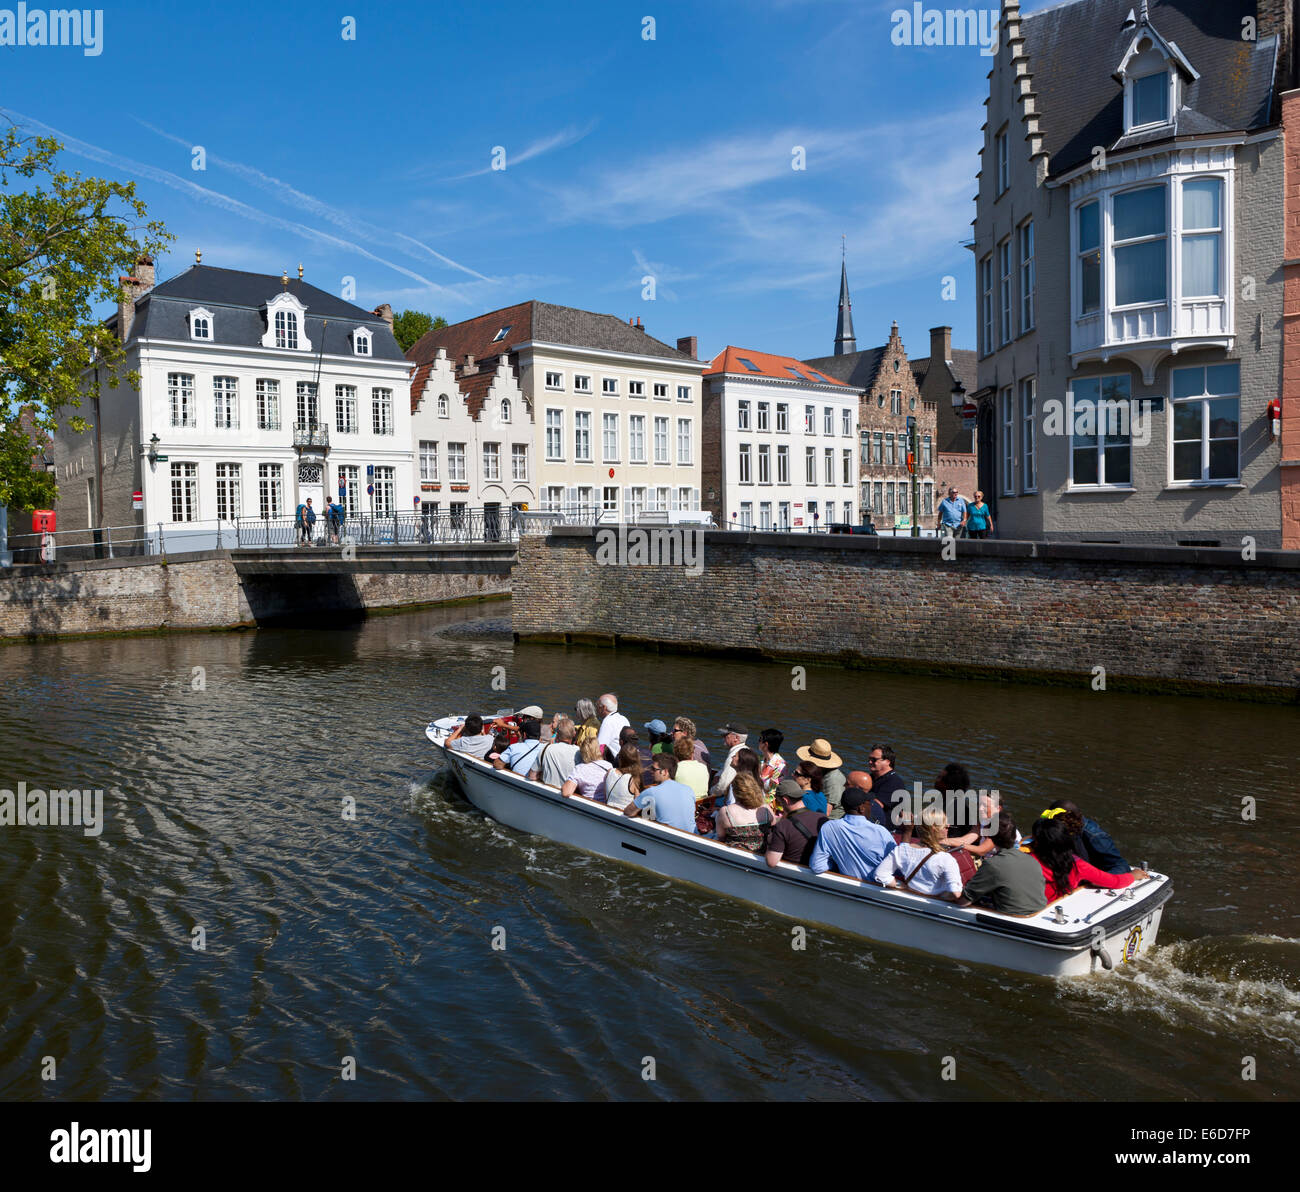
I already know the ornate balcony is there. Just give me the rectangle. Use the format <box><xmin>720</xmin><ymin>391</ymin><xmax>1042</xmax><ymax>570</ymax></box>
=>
<box><xmin>293</xmin><ymin>421</ymin><xmax>330</xmax><ymax>449</ymax></box>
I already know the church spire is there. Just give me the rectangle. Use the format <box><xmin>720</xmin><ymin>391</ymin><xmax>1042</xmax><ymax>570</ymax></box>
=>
<box><xmin>834</xmin><ymin>238</ymin><xmax>856</xmax><ymax>356</ymax></box>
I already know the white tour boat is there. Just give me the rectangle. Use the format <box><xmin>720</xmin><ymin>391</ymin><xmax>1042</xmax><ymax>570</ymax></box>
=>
<box><xmin>426</xmin><ymin>716</ymin><xmax>1173</xmax><ymax>978</ymax></box>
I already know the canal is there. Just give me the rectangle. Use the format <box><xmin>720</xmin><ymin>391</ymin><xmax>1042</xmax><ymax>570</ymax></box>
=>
<box><xmin>1</xmin><ymin>600</ymin><xmax>1297</xmax><ymax>1100</ymax></box>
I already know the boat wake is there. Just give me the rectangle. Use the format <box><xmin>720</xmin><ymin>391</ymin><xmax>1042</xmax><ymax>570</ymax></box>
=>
<box><xmin>1064</xmin><ymin>934</ymin><xmax>1300</xmax><ymax>1052</ymax></box>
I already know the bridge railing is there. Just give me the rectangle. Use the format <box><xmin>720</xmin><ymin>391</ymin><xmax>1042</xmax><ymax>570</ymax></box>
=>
<box><xmin>234</xmin><ymin>508</ymin><xmax>520</xmax><ymax>548</ymax></box>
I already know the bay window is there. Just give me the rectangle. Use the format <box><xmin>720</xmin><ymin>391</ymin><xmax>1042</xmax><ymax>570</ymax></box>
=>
<box><xmin>1113</xmin><ymin>186</ymin><xmax>1167</xmax><ymax>306</ymax></box>
<box><xmin>1181</xmin><ymin>179</ymin><xmax>1222</xmax><ymax>298</ymax></box>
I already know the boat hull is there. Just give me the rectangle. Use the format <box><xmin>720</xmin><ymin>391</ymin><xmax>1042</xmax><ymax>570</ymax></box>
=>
<box><xmin>430</xmin><ymin>728</ymin><xmax>1172</xmax><ymax>979</ymax></box>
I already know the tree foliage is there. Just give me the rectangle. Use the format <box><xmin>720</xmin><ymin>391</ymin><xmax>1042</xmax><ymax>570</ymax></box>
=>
<box><xmin>0</xmin><ymin>117</ymin><xmax>171</xmax><ymax>501</ymax></box>
<box><xmin>391</xmin><ymin>309</ymin><xmax>447</xmax><ymax>353</ymax></box>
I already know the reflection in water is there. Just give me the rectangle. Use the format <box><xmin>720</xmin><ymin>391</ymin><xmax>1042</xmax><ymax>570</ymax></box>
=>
<box><xmin>0</xmin><ymin>599</ymin><xmax>1296</xmax><ymax>1100</ymax></box>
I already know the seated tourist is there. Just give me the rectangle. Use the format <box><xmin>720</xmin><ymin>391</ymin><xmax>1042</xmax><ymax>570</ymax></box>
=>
<box><xmin>764</xmin><ymin>779</ymin><xmax>828</xmax><ymax>869</ymax></box>
<box><xmin>957</xmin><ymin>810</ymin><xmax>1046</xmax><ymax>915</ymax></box>
<box><xmin>492</xmin><ymin>716</ymin><xmax>545</xmax><ymax>777</ymax></box>
<box><xmin>603</xmin><ymin>744</ymin><xmax>643</xmax><ymax>810</ymax></box>
<box><xmin>846</xmin><ymin>770</ymin><xmax>891</xmax><ymax>828</ymax></box>
<box><xmin>809</xmin><ymin>787</ymin><xmax>896</xmax><ymax>879</ymax></box>
<box><xmin>673</xmin><ymin>736</ymin><xmax>710</xmax><ymax>802</ymax></box>
<box><xmin>727</xmin><ymin>747</ymin><xmax>762</xmax><ymax>805</ymax></box>
<box><xmin>1029</xmin><ymin>809</ymin><xmax>1147</xmax><ymax>902</ymax></box>
<box><xmin>531</xmin><ymin>717</ymin><xmax>579</xmax><ymax>787</ymax></box>
<box><xmin>449</xmin><ymin>714</ymin><xmax>494</xmax><ymax>759</ymax></box>
<box><xmin>792</xmin><ymin>760</ymin><xmax>828</xmax><ymax>815</ymax></box>
<box><xmin>671</xmin><ymin>716</ymin><xmax>712</xmax><ymax>769</ymax></box>
<box><xmin>757</xmin><ymin>729</ymin><xmax>788</xmax><ymax>798</ymax></box>
<box><xmin>872</xmin><ymin>807</ymin><xmax>963</xmax><ymax>900</ymax></box>
<box><xmin>867</xmin><ymin>744</ymin><xmax>909</xmax><ymax>830</ymax></box>
<box><xmin>561</xmin><ymin>736</ymin><xmax>614</xmax><ymax>801</ymax></box>
<box><xmin>935</xmin><ymin>763</ymin><xmax>975</xmax><ymax>837</ymax></box>
<box><xmin>947</xmin><ymin>788</ymin><xmax>1005</xmax><ymax>859</ymax></box>
<box><xmin>575</xmin><ymin>698</ymin><xmax>600</xmax><ymax>733</ymax></box>
<box><xmin>645</xmin><ymin>719</ymin><xmax>672</xmax><ymax>755</ymax></box>
<box><xmin>1048</xmin><ymin>800</ymin><xmax>1132</xmax><ymax>874</ymax></box>
<box><xmin>714</xmin><ymin>773</ymin><xmax>775</xmax><ymax>854</ymax></box>
<box><xmin>796</xmin><ymin>738</ymin><xmax>846</xmax><ymax>818</ymax></box>
<box><xmin>596</xmin><ymin>693</ymin><xmax>631</xmax><ymax>760</ymax></box>
<box><xmin>625</xmin><ymin>753</ymin><xmax>697</xmax><ymax>833</ymax></box>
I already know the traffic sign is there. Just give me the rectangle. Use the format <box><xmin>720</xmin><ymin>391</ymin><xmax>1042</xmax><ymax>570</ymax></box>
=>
<box><xmin>132</xmin><ymin>490</ymin><xmax>143</xmax><ymax>511</ymax></box>
<box><xmin>366</xmin><ymin>483</ymin><xmax>374</xmax><ymax>496</ymax></box>
<box><xmin>366</xmin><ymin>464</ymin><xmax>374</xmax><ymax>477</ymax></box>
<box><xmin>906</xmin><ymin>452</ymin><xmax>915</xmax><ymax>474</ymax></box>
<box><xmin>906</xmin><ymin>415</ymin><xmax>916</xmax><ymax>430</ymax></box>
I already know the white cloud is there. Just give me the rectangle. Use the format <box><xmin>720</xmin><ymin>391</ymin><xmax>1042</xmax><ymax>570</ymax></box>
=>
<box><xmin>432</xmin><ymin>121</ymin><xmax>598</xmax><ymax>181</ymax></box>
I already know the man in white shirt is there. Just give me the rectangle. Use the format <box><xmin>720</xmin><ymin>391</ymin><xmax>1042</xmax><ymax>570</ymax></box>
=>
<box><xmin>531</xmin><ymin>718</ymin><xmax>580</xmax><ymax>787</ymax></box>
<box><xmin>709</xmin><ymin>722</ymin><xmax>748</xmax><ymax>800</ymax></box>
<box><xmin>596</xmin><ymin>693</ymin><xmax>630</xmax><ymax>760</ymax></box>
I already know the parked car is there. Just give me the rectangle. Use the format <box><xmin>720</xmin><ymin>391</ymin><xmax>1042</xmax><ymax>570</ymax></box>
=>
<box><xmin>828</xmin><ymin>522</ymin><xmax>878</xmax><ymax>536</ymax></box>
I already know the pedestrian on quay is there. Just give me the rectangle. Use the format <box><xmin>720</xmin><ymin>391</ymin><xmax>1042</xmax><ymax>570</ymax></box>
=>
<box><xmin>295</xmin><ymin>499</ymin><xmax>308</xmax><ymax>545</ymax></box>
<box><xmin>329</xmin><ymin>498</ymin><xmax>345</xmax><ymax>545</ymax></box>
<box><xmin>936</xmin><ymin>486</ymin><xmax>967</xmax><ymax>539</ymax></box>
<box><xmin>303</xmin><ymin>498</ymin><xmax>317</xmax><ymax>546</ymax></box>
<box><xmin>965</xmin><ymin>491</ymin><xmax>993</xmax><ymax>539</ymax></box>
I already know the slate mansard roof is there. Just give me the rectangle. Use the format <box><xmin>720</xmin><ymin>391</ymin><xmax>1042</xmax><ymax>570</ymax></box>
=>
<box><xmin>120</xmin><ymin>265</ymin><xmax>407</xmax><ymax>361</ymax></box>
<box><xmin>1024</xmin><ymin>0</ymin><xmax>1279</xmax><ymax>179</ymax></box>
<box><xmin>803</xmin><ymin>346</ymin><xmax>887</xmax><ymax>392</ymax></box>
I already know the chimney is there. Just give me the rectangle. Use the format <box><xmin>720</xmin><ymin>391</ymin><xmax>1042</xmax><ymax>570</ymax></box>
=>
<box><xmin>1258</xmin><ymin>0</ymin><xmax>1296</xmax><ymax>97</ymax></box>
<box><xmin>462</xmin><ymin>353</ymin><xmax>477</xmax><ymax>374</ymax></box>
<box><xmin>677</xmin><ymin>335</ymin><xmax>698</xmax><ymax>359</ymax></box>
<box><xmin>116</xmin><ymin>254</ymin><xmax>155</xmax><ymax>343</ymax></box>
<box><xmin>929</xmin><ymin>325</ymin><xmax>953</xmax><ymax>364</ymax></box>
<box><xmin>373</xmin><ymin>302</ymin><xmax>394</xmax><ymax>325</ymax></box>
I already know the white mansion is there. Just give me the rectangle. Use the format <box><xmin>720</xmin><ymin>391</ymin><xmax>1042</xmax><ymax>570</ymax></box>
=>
<box><xmin>50</xmin><ymin>256</ymin><xmax>415</xmax><ymax>544</ymax></box>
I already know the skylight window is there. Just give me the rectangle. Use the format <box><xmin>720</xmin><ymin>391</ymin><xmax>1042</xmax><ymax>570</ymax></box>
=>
<box><xmin>738</xmin><ymin>357</ymin><xmax>761</xmax><ymax>372</ymax></box>
<box><xmin>491</xmin><ymin>325</ymin><xmax>512</xmax><ymax>343</ymax></box>
<box><xmin>785</xmin><ymin>366</ymin><xmax>808</xmax><ymax>381</ymax></box>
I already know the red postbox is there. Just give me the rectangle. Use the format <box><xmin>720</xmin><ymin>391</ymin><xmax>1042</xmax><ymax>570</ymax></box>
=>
<box><xmin>32</xmin><ymin>510</ymin><xmax>56</xmax><ymax>533</ymax></box>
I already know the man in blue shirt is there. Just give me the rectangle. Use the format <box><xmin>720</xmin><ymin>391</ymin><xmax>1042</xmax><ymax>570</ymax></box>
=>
<box><xmin>625</xmin><ymin>753</ymin><xmax>697</xmax><ymax>833</ymax></box>
<box><xmin>493</xmin><ymin>716</ymin><xmax>544</xmax><ymax>777</ymax></box>
<box><xmin>936</xmin><ymin>487</ymin><xmax>967</xmax><ymax>537</ymax></box>
<box><xmin>809</xmin><ymin>788</ymin><xmax>897</xmax><ymax>879</ymax></box>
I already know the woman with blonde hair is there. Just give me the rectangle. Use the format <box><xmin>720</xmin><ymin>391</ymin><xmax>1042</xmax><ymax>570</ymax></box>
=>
<box><xmin>603</xmin><ymin>743</ymin><xmax>643</xmax><ymax>810</ymax></box>
<box><xmin>562</xmin><ymin>735</ymin><xmax>613</xmax><ymax>802</ymax></box>
<box><xmin>715</xmin><ymin>772</ymin><xmax>776</xmax><ymax>854</ymax></box>
<box><xmin>872</xmin><ymin>806</ymin><xmax>963</xmax><ymax>900</ymax></box>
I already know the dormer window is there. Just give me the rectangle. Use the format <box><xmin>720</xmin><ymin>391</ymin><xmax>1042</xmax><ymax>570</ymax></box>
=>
<box><xmin>491</xmin><ymin>325</ymin><xmax>511</xmax><ymax>343</ymax></box>
<box><xmin>275</xmin><ymin>310</ymin><xmax>299</xmax><ymax>349</ymax></box>
<box><xmin>352</xmin><ymin>327</ymin><xmax>372</xmax><ymax>357</ymax></box>
<box><xmin>1131</xmin><ymin>69</ymin><xmax>1168</xmax><ymax>127</ymax></box>
<box><xmin>260</xmin><ymin>291</ymin><xmax>312</xmax><ymax>352</ymax></box>
<box><xmin>189</xmin><ymin>307</ymin><xmax>214</xmax><ymax>341</ymax></box>
<box><xmin>437</xmin><ymin>394</ymin><xmax>449</xmax><ymax>417</ymax></box>
<box><xmin>1117</xmin><ymin>24</ymin><xmax>1196</xmax><ymax>136</ymax></box>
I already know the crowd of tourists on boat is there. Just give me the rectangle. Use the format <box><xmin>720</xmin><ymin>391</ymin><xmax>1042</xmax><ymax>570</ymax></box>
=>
<box><xmin>445</xmin><ymin>694</ymin><xmax>1149</xmax><ymax>914</ymax></box>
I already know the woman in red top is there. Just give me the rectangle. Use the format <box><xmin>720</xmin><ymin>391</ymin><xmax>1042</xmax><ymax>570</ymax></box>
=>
<box><xmin>1029</xmin><ymin>809</ymin><xmax>1148</xmax><ymax>902</ymax></box>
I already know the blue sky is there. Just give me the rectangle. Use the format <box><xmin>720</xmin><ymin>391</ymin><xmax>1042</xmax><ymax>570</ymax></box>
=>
<box><xmin>3</xmin><ymin>0</ymin><xmax>1044</xmax><ymax>364</ymax></box>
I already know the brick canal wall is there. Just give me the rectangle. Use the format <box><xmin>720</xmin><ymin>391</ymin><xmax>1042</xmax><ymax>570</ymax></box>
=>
<box><xmin>513</xmin><ymin>528</ymin><xmax>1300</xmax><ymax>700</ymax></box>
<box><xmin>0</xmin><ymin>548</ymin><xmax>513</xmax><ymax>642</ymax></box>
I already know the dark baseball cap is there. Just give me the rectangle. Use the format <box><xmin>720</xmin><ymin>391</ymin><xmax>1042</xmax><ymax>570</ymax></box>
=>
<box><xmin>775</xmin><ymin>779</ymin><xmax>803</xmax><ymax>802</ymax></box>
<box><xmin>719</xmin><ymin>722</ymin><xmax>748</xmax><ymax>736</ymax></box>
<box><xmin>842</xmin><ymin>788</ymin><xmax>872</xmax><ymax>813</ymax></box>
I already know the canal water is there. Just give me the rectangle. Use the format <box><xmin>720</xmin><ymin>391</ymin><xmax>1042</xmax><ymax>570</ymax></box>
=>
<box><xmin>1</xmin><ymin>600</ymin><xmax>1297</xmax><ymax>1101</ymax></box>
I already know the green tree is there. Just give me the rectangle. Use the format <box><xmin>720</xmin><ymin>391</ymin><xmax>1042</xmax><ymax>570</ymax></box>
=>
<box><xmin>391</xmin><ymin>309</ymin><xmax>447</xmax><ymax>353</ymax></box>
<box><xmin>0</xmin><ymin>418</ymin><xmax>55</xmax><ymax>511</ymax></box>
<box><xmin>1</xmin><ymin>119</ymin><xmax>171</xmax><ymax>504</ymax></box>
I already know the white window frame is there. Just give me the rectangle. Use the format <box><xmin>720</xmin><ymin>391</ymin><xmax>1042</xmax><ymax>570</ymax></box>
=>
<box><xmin>511</xmin><ymin>443</ymin><xmax>529</xmax><ymax>482</ymax></box>
<box><xmin>602</xmin><ymin>377</ymin><xmax>619</xmax><ymax>397</ymax></box>
<box><xmin>420</xmin><ymin>439</ymin><xmax>439</xmax><ymax>482</ymax></box>
<box><xmin>998</xmin><ymin>238</ymin><xmax>1013</xmax><ymax>346</ymax></box>
<box><xmin>545</xmin><ymin>408</ymin><xmax>564</xmax><ymax>461</ymax></box>
<box><xmin>371</xmin><ymin>387</ymin><xmax>393</xmax><ymax>435</ymax></box>
<box><xmin>757</xmin><ymin>402</ymin><xmax>769</xmax><ymax>432</ymax></box>
<box><xmin>758</xmin><ymin>443</ymin><xmax>771</xmax><ymax>484</ymax></box>
<box><xmin>352</xmin><ymin>327</ymin><xmax>372</xmax><ymax>357</ymax></box>
<box><xmin>1020</xmin><ymin>376</ymin><xmax>1037</xmax><ymax>494</ymax></box>
<box><xmin>574</xmin><ymin>374</ymin><xmax>592</xmax><ymax>394</ymax></box>
<box><xmin>256</xmin><ymin>379</ymin><xmax>280</xmax><ymax>430</ymax></box>
<box><xmin>677</xmin><ymin>385</ymin><xmax>691</xmax><ymax>402</ymax></box>
<box><xmin>170</xmin><ymin>461</ymin><xmax>198</xmax><ymax>522</ymax></box>
<box><xmin>483</xmin><ymin>441</ymin><xmax>500</xmax><ymax>481</ymax></box>
<box><xmin>629</xmin><ymin>414</ymin><xmax>646</xmax><ymax>463</ymax></box>
<box><xmin>574</xmin><ymin>410</ymin><xmax>593</xmax><ymax>462</ymax></box>
<box><xmin>1168</xmin><ymin>362</ymin><xmax>1240</xmax><ymax>486</ymax></box>
<box><xmin>215</xmin><ymin>462</ymin><xmax>241</xmax><ymax>520</ymax></box>
<box><xmin>738</xmin><ymin>443</ymin><xmax>752</xmax><ymax>484</ymax></box>
<box><xmin>335</xmin><ymin>385</ymin><xmax>358</xmax><ymax>434</ymax></box>
<box><xmin>603</xmin><ymin>412</ymin><xmax>620</xmax><ymax>463</ymax></box>
<box><xmin>545</xmin><ymin>371</ymin><xmax>564</xmax><ymax>390</ymax></box>
<box><xmin>189</xmin><ymin>307</ymin><xmax>214</xmax><ymax>341</ymax></box>
<box><xmin>258</xmin><ymin>463</ymin><xmax>284</xmax><ymax>519</ymax></box>
<box><xmin>999</xmin><ymin>385</ymin><xmax>1015</xmax><ymax>496</ymax></box>
<box><xmin>737</xmin><ymin>400</ymin><xmax>750</xmax><ymax>431</ymax></box>
<box><xmin>1068</xmin><ymin>373</ymin><xmax>1134</xmax><ymax>490</ymax></box>
<box><xmin>777</xmin><ymin>444</ymin><xmax>790</xmax><ymax>484</ymax></box>
<box><xmin>676</xmin><ymin>418</ymin><xmax>692</xmax><ymax>465</ymax></box>
<box><xmin>213</xmin><ymin>376</ymin><xmax>239</xmax><ymax>430</ymax></box>
<box><xmin>776</xmin><ymin>403</ymin><xmax>789</xmax><ymax>432</ymax></box>
<box><xmin>980</xmin><ymin>255</ymin><xmax>994</xmax><ymax>355</ymax></box>
<box><xmin>1020</xmin><ymin>220</ymin><xmax>1035</xmax><ymax>333</ymax></box>
<box><xmin>168</xmin><ymin>372</ymin><xmax>196</xmax><ymax>428</ymax></box>
<box><xmin>629</xmin><ymin>380</ymin><xmax>646</xmax><ymax>398</ymax></box>
<box><xmin>448</xmin><ymin>442</ymin><xmax>467</xmax><ymax>483</ymax></box>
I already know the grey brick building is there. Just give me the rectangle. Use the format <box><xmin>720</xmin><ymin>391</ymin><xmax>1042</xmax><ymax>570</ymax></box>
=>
<box><xmin>975</xmin><ymin>0</ymin><xmax>1293</xmax><ymax>545</ymax></box>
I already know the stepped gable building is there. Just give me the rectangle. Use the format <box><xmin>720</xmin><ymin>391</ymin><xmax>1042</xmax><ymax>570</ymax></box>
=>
<box><xmin>407</xmin><ymin>302</ymin><xmax>704</xmax><ymax>522</ymax></box>
<box><xmin>807</xmin><ymin>287</ymin><xmax>940</xmax><ymax>530</ymax></box>
<box><xmin>49</xmin><ymin>256</ymin><xmax>414</xmax><ymax>544</ymax></box>
<box><xmin>702</xmin><ymin>347</ymin><xmax>860</xmax><ymax>530</ymax></box>
<box><xmin>912</xmin><ymin>325</ymin><xmax>980</xmax><ymax>502</ymax></box>
<box><xmin>975</xmin><ymin>0</ymin><xmax>1292</xmax><ymax>545</ymax></box>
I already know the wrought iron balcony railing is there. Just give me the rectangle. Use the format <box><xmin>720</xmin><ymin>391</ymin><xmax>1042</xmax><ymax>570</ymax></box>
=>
<box><xmin>293</xmin><ymin>421</ymin><xmax>330</xmax><ymax>448</ymax></box>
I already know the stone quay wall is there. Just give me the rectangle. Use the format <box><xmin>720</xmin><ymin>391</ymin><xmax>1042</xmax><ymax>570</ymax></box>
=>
<box><xmin>0</xmin><ymin>547</ymin><xmax>513</xmax><ymax>643</ymax></box>
<box><xmin>513</xmin><ymin>528</ymin><xmax>1300</xmax><ymax>701</ymax></box>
